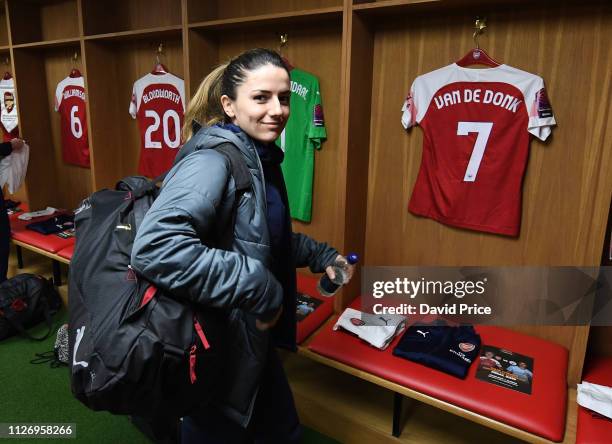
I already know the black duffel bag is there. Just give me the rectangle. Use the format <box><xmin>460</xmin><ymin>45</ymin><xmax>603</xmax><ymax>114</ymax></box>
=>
<box><xmin>0</xmin><ymin>274</ymin><xmax>61</xmax><ymax>341</ymax></box>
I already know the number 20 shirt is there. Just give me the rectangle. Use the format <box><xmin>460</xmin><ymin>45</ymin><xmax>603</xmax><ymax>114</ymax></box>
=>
<box><xmin>129</xmin><ymin>72</ymin><xmax>185</xmax><ymax>177</ymax></box>
<box><xmin>55</xmin><ymin>75</ymin><xmax>90</xmax><ymax>168</ymax></box>
<box><xmin>401</xmin><ymin>63</ymin><xmax>556</xmax><ymax>236</ymax></box>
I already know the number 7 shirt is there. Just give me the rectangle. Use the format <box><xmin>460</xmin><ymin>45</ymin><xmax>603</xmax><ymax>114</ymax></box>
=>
<box><xmin>129</xmin><ymin>72</ymin><xmax>185</xmax><ymax>177</ymax></box>
<box><xmin>401</xmin><ymin>63</ymin><xmax>556</xmax><ymax>236</ymax></box>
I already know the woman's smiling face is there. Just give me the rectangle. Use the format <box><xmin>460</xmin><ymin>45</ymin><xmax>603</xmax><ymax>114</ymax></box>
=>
<box><xmin>221</xmin><ymin>64</ymin><xmax>291</xmax><ymax>143</ymax></box>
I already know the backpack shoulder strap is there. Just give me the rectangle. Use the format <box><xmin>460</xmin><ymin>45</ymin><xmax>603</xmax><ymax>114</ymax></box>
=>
<box><xmin>214</xmin><ymin>143</ymin><xmax>252</xmax><ymax>192</ymax></box>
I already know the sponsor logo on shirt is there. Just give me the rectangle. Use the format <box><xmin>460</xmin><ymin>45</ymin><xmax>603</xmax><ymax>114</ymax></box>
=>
<box><xmin>535</xmin><ymin>88</ymin><xmax>553</xmax><ymax>118</ymax></box>
<box><xmin>313</xmin><ymin>104</ymin><xmax>324</xmax><ymax>127</ymax></box>
<box><xmin>350</xmin><ymin>317</ymin><xmax>365</xmax><ymax>326</ymax></box>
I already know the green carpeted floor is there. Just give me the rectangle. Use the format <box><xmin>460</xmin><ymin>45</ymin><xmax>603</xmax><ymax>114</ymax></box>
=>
<box><xmin>0</xmin><ymin>308</ymin><xmax>338</xmax><ymax>444</ymax></box>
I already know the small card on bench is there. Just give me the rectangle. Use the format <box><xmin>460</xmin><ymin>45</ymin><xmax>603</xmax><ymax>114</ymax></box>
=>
<box><xmin>476</xmin><ymin>345</ymin><xmax>534</xmax><ymax>394</ymax></box>
<box><xmin>296</xmin><ymin>293</ymin><xmax>323</xmax><ymax>322</ymax></box>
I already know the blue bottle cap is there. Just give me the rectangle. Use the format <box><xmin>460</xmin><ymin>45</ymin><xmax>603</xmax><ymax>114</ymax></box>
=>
<box><xmin>346</xmin><ymin>253</ymin><xmax>359</xmax><ymax>265</ymax></box>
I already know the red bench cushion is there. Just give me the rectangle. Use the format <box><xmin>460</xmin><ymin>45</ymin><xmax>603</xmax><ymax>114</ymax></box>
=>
<box><xmin>58</xmin><ymin>244</ymin><xmax>75</xmax><ymax>261</ymax></box>
<box><xmin>10</xmin><ymin>214</ymin><xmax>75</xmax><ymax>254</ymax></box>
<box><xmin>577</xmin><ymin>356</ymin><xmax>612</xmax><ymax>443</ymax></box>
<box><xmin>308</xmin><ymin>296</ymin><xmax>568</xmax><ymax>442</ymax></box>
<box><xmin>296</xmin><ymin>274</ymin><xmax>334</xmax><ymax>345</ymax></box>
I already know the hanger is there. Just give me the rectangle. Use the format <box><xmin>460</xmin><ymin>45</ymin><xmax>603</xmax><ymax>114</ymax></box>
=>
<box><xmin>69</xmin><ymin>52</ymin><xmax>82</xmax><ymax>77</ymax></box>
<box><xmin>152</xmin><ymin>43</ymin><xmax>168</xmax><ymax>75</ymax></box>
<box><xmin>3</xmin><ymin>57</ymin><xmax>11</xmax><ymax>80</ymax></box>
<box><xmin>456</xmin><ymin>18</ymin><xmax>501</xmax><ymax>68</ymax></box>
<box><xmin>278</xmin><ymin>33</ymin><xmax>294</xmax><ymax>71</ymax></box>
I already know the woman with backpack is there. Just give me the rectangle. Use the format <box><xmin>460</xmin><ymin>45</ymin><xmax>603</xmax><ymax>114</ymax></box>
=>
<box><xmin>131</xmin><ymin>48</ymin><xmax>354</xmax><ymax>443</ymax></box>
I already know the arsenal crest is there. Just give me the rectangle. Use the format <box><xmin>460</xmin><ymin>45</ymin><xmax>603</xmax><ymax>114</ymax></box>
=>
<box><xmin>459</xmin><ymin>342</ymin><xmax>475</xmax><ymax>352</ymax></box>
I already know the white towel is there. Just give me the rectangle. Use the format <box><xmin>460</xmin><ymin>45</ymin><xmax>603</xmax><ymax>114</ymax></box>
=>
<box><xmin>17</xmin><ymin>206</ymin><xmax>57</xmax><ymax>221</ymax></box>
<box><xmin>0</xmin><ymin>142</ymin><xmax>29</xmax><ymax>194</ymax></box>
<box><xmin>577</xmin><ymin>381</ymin><xmax>612</xmax><ymax>419</ymax></box>
<box><xmin>333</xmin><ymin>308</ymin><xmax>406</xmax><ymax>350</ymax></box>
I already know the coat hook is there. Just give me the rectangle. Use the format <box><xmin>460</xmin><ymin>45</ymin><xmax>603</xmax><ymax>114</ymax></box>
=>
<box><xmin>278</xmin><ymin>33</ymin><xmax>288</xmax><ymax>54</ymax></box>
<box><xmin>156</xmin><ymin>43</ymin><xmax>164</xmax><ymax>64</ymax></box>
<box><xmin>72</xmin><ymin>51</ymin><xmax>78</xmax><ymax>62</ymax></box>
<box><xmin>473</xmin><ymin>17</ymin><xmax>487</xmax><ymax>50</ymax></box>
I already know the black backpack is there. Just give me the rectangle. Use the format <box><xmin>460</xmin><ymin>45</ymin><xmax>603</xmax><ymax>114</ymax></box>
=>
<box><xmin>68</xmin><ymin>144</ymin><xmax>251</xmax><ymax>418</ymax></box>
<box><xmin>0</xmin><ymin>274</ymin><xmax>61</xmax><ymax>341</ymax></box>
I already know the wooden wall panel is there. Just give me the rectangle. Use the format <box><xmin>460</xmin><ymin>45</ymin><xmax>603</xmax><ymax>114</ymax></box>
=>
<box><xmin>12</xmin><ymin>48</ymin><xmax>59</xmax><ymax>210</ymax></box>
<box><xmin>188</xmin><ymin>0</ymin><xmax>341</xmax><ymax>23</ymax></box>
<box><xmin>362</xmin><ymin>2</ymin><xmax>611</xmax><ymax>385</ymax></box>
<box><xmin>0</xmin><ymin>5</ymin><xmax>9</xmax><ymax>46</ymax></box>
<box><xmin>85</xmin><ymin>37</ymin><xmax>183</xmax><ymax>190</ymax></box>
<box><xmin>588</xmin><ymin>327</ymin><xmax>612</xmax><ymax>358</ymax></box>
<box><xmin>8</xmin><ymin>0</ymin><xmax>79</xmax><ymax>44</ymax></box>
<box><xmin>39</xmin><ymin>0</ymin><xmax>79</xmax><ymax>41</ymax></box>
<box><xmin>365</xmin><ymin>3</ymin><xmax>612</xmax><ymax>267</ymax></box>
<box><xmin>186</xmin><ymin>30</ymin><xmax>219</xmax><ymax>97</ymax></box>
<box><xmin>81</xmin><ymin>0</ymin><xmax>181</xmax><ymax>36</ymax></box>
<box><xmin>42</xmin><ymin>45</ymin><xmax>92</xmax><ymax>209</ymax></box>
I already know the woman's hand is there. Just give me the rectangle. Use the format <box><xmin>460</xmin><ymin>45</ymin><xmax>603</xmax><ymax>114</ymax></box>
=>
<box><xmin>10</xmin><ymin>138</ymin><xmax>25</xmax><ymax>151</ymax></box>
<box><xmin>324</xmin><ymin>254</ymin><xmax>356</xmax><ymax>283</ymax></box>
<box><xmin>256</xmin><ymin>305</ymin><xmax>283</xmax><ymax>331</ymax></box>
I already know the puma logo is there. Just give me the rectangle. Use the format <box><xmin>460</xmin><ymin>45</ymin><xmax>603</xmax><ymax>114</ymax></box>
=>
<box><xmin>379</xmin><ymin>316</ymin><xmax>391</xmax><ymax>325</ymax></box>
<box><xmin>417</xmin><ymin>330</ymin><xmax>429</xmax><ymax>338</ymax></box>
<box><xmin>73</xmin><ymin>326</ymin><xmax>89</xmax><ymax>368</ymax></box>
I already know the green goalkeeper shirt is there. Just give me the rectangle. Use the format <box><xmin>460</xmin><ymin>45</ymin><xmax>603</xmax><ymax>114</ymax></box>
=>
<box><xmin>276</xmin><ymin>68</ymin><xmax>327</xmax><ymax>222</ymax></box>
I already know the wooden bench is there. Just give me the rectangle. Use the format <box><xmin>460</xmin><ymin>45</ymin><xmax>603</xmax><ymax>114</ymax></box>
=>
<box><xmin>297</xmin><ymin>294</ymin><xmax>576</xmax><ymax>443</ymax></box>
<box><xmin>8</xmin><ymin>205</ymin><xmax>74</xmax><ymax>285</ymax></box>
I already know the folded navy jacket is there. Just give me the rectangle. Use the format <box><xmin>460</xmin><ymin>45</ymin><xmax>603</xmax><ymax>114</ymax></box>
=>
<box><xmin>392</xmin><ymin>321</ymin><xmax>481</xmax><ymax>379</ymax></box>
<box><xmin>26</xmin><ymin>214</ymin><xmax>75</xmax><ymax>235</ymax></box>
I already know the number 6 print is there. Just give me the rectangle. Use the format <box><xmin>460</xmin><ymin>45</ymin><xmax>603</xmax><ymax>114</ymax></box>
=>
<box><xmin>457</xmin><ymin>121</ymin><xmax>493</xmax><ymax>182</ymax></box>
<box><xmin>70</xmin><ymin>105</ymin><xmax>83</xmax><ymax>139</ymax></box>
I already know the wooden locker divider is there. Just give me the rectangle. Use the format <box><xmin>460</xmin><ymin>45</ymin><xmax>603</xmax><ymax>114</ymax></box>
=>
<box><xmin>85</xmin><ymin>32</ymin><xmax>184</xmax><ymax>191</ymax></box>
<box><xmin>81</xmin><ymin>0</ymin><xmax>182</xmax><ymax>37</ymax></box>
<box><xmin>7</xmin><ymin>0</ymin><xmax>79</xmax><ymax>46</ymax></box>
<box><xmin>187</xmin><ymin>18</ymin><xmax>345</xmax><ymax>252</ymax></box>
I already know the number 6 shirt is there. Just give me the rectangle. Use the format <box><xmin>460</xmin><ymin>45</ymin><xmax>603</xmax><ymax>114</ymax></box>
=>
<box><xmin>55</xmin><ymin>75</ymin><xmax>90</xmax><ymax>168</ymax></box>
<box><xmin>129</xmin><ymin>72</ymin><xmax>185</xmax><ymax>177</ymax></box>
<box><xmin>402</xmin><ymin>63</ymin><xmax>556</xmax><ymax>236</ymax></box>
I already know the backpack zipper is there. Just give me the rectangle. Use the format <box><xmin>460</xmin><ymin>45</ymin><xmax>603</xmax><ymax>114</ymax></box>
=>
<box><xmin>189</xmin><ymin>315</ymin><xmax>211</xmax><ymax>384</ymax></box>
<box><xmin>189</xmin><ymin>345</ymin><xmax>197</xmax><ymax>384</ymax></box>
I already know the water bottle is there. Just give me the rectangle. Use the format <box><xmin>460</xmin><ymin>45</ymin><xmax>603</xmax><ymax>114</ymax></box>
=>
<box><xmin>317</xmin><ymin>253</ymin><xmax>359</xmax><ymax>297</ymax></box>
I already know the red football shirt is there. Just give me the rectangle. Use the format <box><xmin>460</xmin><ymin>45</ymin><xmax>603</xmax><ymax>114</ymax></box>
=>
<box><xmin>55</xmin><ymin>75</ymin><xmax>90</xmax><ymax>168</ymax></box>
<box><xmin>402</xmin><ymin>63</ymin><xmax>556</xmax><ymax>236</ymax></box>
<box><xmin>129</xmin><ymin>72</ymin><xmax>185</xmax><ymax>177</ymax></box>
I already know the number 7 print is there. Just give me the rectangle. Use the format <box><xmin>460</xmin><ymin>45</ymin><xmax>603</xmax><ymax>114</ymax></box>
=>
<box><xmin>457</xmin><ymin>121</ymin><xmax>494</xmax><ymax>182</ymax></box>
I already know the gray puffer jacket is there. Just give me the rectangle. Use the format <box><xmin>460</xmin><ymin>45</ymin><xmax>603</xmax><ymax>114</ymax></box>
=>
<box><xmin>130</xmin><ymin>124</ymin><xmax>337</xmax><ymax>426</ymax></box>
